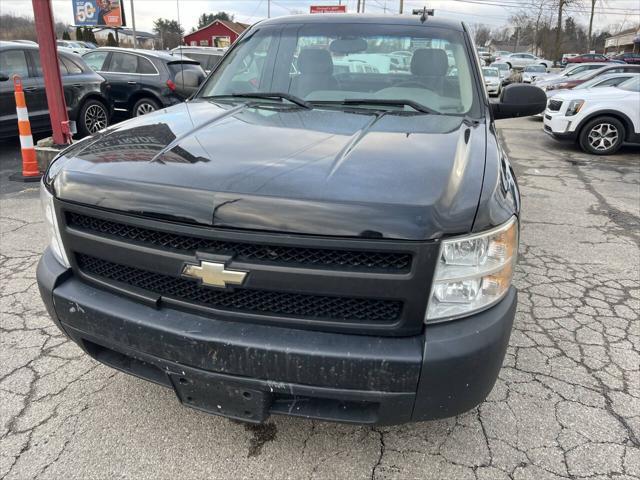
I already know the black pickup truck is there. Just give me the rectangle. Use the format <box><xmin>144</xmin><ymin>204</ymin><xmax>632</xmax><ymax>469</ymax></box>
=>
<box><xmin>37</xmin><ymin>14</ymin><xmax>546</xmax><ymax>425</ymax></box>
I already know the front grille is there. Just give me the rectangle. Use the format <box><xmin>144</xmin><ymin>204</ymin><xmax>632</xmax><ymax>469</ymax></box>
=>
<box><xmin>548</xmin><ymin>99</ymin><xmax>562</xmax><ymax>111</ymax></box>
<box><xmin>77</xmin><ymin>254</ymin><xmax>403</xmax><ymax>323</ymax></box>
<box><xmin>67</xmin><ymin>213</ymin><xmax>412</xmax><ymax>272</ymax></box>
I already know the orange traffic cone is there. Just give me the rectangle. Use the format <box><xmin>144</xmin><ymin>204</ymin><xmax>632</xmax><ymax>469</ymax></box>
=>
<box><xmin>9</xmin><ymin>75</ymin><xmax>42</xmax><ymax>182</ymax></box>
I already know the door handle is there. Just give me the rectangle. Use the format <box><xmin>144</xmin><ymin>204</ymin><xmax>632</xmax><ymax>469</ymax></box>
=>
<box><xmin>127</xmin><ymin>81</ymin><xmax>137</xmax><ymax>85</ymax></box>
<box><xmin>71</xmin><ymin>84</ymin><xmax>82</xmax><ymax>87</ymax></box>
<box><xmin>23</xmin><ymin>87</ymin><xmax>37</xmax><ymax>92</ymax></box>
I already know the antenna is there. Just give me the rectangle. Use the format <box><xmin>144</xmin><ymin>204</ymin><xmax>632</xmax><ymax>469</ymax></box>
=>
<box><xmin>412</xmin><ymin>6</ymin><xmax>435</xmax><ymax>23</ymax></box>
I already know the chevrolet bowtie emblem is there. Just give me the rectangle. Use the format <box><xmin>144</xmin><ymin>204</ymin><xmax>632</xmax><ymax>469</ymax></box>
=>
<box><xmin>182</xmin><ymin>261</ymin><xmax>247</xmax><ymax>288</ymax></box>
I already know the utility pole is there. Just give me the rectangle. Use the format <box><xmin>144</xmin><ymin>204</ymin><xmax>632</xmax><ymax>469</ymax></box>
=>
<box><xmin>130</xmin><ymin>0</ymin><xmax>137</xmax><ymax>49</ymax></box>
<box><xmin>267</xmin><ymin>0</ymin><xmax>271</xmax><ymax>18</ymax></box>
<box><xmin>31</xmin><ymin>0</ymin><xmax>71</xmax><ymax>145</ymax></box>
<box><xmin>357</xmin><ymin>0</ymin><xmax>361</xmax><ymax>13</ymax></box>
<box><xmin>399</xmin><ymin>0</ymin><xmax>404</xmax><ymax>14</ymax></box>
<box><xmin>362</xmin><ymin>0</ymin><xmax>366</xmax><ymax>12</ymax></box>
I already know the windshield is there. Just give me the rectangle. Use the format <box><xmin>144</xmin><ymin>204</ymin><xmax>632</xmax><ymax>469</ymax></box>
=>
<box><xmin>482</xmin><ymin>67</ymin><xmax>499</xmax><ymax>77</ymax></box>
<box><xmin>525</xmin><ymin>65</ymin><xmax>545</xmax><ymax>72</ymax></box>
<box><xmin>198</xmin><ymin>24</ymin><xmax>478</xmax><ymax>115</ymax></box>
<box><xmin>617</xmin><ymin>75</ymin><xmax>640</xmax><ymax>92</ymax></box>
<box><xmin>491</xmin><ymin>63</ymin><xmax>509</xmax><ymax>71</ymax></box>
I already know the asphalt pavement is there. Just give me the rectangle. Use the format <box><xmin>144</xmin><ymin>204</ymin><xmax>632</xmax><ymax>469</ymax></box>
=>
<box><xmin>1</xmin><ymin>117</ymin><xmax>639</xmax><ymax>480</ymax></box>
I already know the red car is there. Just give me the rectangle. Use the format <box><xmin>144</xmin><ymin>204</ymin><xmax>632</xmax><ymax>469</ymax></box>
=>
<box><xmin>566</xmin><ymin>53</ymin><xmax>608</xmax><ymax>63</ymax></box>
<box><xmin>613</xmin><ymin>52</ymin><xmax>640</xmax><ymax>65</ymax></box>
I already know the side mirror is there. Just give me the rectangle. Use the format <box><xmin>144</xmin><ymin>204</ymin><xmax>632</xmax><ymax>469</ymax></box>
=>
<box><xmin>0</xmin><ymin>73</ymin><xmax>10</xmax><ymax>82</ymax></box>
<box><xmin>491</xmin><ymin>83</ymin><xmax>547</xmax><ymax>119</ymax></box>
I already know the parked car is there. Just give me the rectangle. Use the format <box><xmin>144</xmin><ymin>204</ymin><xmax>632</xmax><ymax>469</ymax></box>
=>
<box><xmin>56</xmin><ymin>40</ymin><xmax>91</xmax><ymax>55</ymax></box>
<box><xmin>477</xmin><ymin>48</ymin><xmax>492</xmax><ymax>65</ymax></box>
<box><xmin>612</xmin><ymin>52</ymin><xmax>640</xmax><ymax>65</ymax></box>
<box><xmin>522</xmin><ymin>64</ymin><xmax>547</xmax><ymax>83</ymax></box>
<box><xmin>0</xmin><ymin>41</ymin><xmax>111</xmax><ymax>138</ymax></box>
<box><xmin>171</xmin><ymin>46</ymin><xmax>227</xmax><ymax>74</ymax></box>
<box><xmin>546</xmin><ymin>72</ymin><xmax>639</xmax><ymax>98</ymax></box>
<box><xmin>10</xmin><ymin>39</ymin><xmax>38</xmax><ymax>46</ymax></box>
<box><xmin>490</xmin><ymin>62</ymin><xmax>512</xmax><ymax>84</ymax></box>
<box><xmin>543</xmin><ymin>75</ymin><xmax>640</xmax><ymax>154</ymax></box>
<box><xmin>494</xmin><ymin>52</ymin><xmax>552</xmax><ymax>69</ymax></box>
<box><xmin>37</xmin><ymin>14</ymin><xmax>547</xmax><ymax>426</ymax></box>
<box><xmin>482</xmin><ymin>66</ymin><xmax>501</xmax><ymax>95</ymax></box>
<box><xmin>533</xmin><ymin>62</ymin><xmax>618</xmax><ymax>90</ymax></box>
<box><xmin>79</xmin><ymin>41</ymin><xmax>98</xmax><ymax>50</ymax></box>
<box><xmin>82</xmin><ymin>47</ymin><xmax>206</xmax><ymax>117</ymax></box>
<box><xmin>565</xmin><ymin>53</ymin><xmax>608</xmax><ymax>64</ymax></box>
<box><xmin>545</xmin><ymin>64</ymin><xmax>640</xmax><ymax>91</ymax></box>
<box><xmin>560</xmin><ymin>53</ymin><xmax>579</xmax><ymax>66</ymax></box>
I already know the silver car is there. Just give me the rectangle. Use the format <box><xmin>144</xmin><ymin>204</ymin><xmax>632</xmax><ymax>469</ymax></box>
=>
<box><xmin>490</xmin><ymin>62</ymin><xmax>512</xmax><ymax>84</ymax></box>
<box><xmin>546</xmin><ymin>72</ymin><xmax>640</xmax><ymax>99</ymax></box>
<box><xmin>533</xmin><ymin>63</ymin><xmax>618</xmax><ymax>90</ymax></box>
<box><xmin>522</xmin><ymin>65</ymin><xmax>548</xmax><ymax>83</ymax></box>
<box><xmin>482</xmin><ymin>67</ymin><xmax>502</xmax><ymax>96</ymax></box>
<box><xmin>495</xmin><ymin>52</ymin><xmax>551</xmax><ymax>69</ymax></box>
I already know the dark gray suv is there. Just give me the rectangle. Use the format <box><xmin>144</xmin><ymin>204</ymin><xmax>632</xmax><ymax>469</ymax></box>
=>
<box><xmin>82</xmin><ymin>47</ymin><xmax>206</xmax><ymax>117</ymax></box>
<box><xmin>0</xmin><ymin>41</ymin><xmax>111</xmax><ymax>138</ymax></box>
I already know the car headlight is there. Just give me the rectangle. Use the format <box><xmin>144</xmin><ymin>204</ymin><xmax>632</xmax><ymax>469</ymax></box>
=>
<box><xmin>425</xmin><ymin>217</ymin><xmax>518</xmax><ymax>323</ymax></box>
<box><xmin>40</xmin><ymin>181</ymin><xmax>70</xmax><ymax>268</ymax></box>
<box><xmin>565</xmin><ymin>99</ymin><xmax>584</xmax><ymax>116</ymax></box>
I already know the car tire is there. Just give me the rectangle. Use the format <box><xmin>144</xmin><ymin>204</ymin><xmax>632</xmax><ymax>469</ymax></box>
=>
<box><xmin>578</xmin><ymin>116</ymin><xmax>625</xmax><ymax>155</ymax></box>
<box><xmin>77</xmin><ymin>99</ymin><xmax>109</xmax><ymax>137</ymax></box>
<box><xmin>505</xmin><ymin>62</ymin><xmax>512</xmax><ymax>69</ymax></box>
<box><xmin>133</xmin><ymin>97</ymin><xmax>161</xmax><ymax>117</ymax></box>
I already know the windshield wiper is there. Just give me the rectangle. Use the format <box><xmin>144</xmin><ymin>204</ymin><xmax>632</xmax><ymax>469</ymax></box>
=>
<box><xmin>207</xmin><ymin>92</ymin><xmax>313</xmax><ymax>110</ymax></box>
<box><xmin>312</xmin><ymin>99</ymin><xmax>439</xmax><ymax>115</ymax></box>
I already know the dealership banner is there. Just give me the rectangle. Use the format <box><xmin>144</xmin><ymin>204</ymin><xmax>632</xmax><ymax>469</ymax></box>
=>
<box><xmin>73</xmin><ymin>0</ymin><xmax>124</xmax><ymax>27</ymax></box>
<box><xmin>310</xmin><ymin>5</ymin><xmax>347</xmax><ymax>13</ymax></box>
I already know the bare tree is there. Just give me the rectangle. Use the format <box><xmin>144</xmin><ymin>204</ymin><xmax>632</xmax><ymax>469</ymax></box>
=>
<box><xmin>553</xmin><ymin>0</ymin><xmax>575</xmax><ymax>61</ymax></box>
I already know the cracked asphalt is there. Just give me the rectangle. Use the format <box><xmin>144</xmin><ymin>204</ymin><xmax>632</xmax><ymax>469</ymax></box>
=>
<box><xmin>1</xmin><ymin>117</ymin><xmax>639</xmax><ymax>479</ymax></box>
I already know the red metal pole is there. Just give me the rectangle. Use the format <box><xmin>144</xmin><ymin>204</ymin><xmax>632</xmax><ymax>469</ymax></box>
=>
<box><xmin>32</xmin><ymin>0</ymin><xmax>71</xmax><ymax>145</ymax></box>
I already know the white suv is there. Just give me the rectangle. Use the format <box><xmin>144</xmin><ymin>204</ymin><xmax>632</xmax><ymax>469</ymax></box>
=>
<box><xmin>543</xmin><ymin>76</ymin><xmax>640</xmax><ymax>155</ymax></box>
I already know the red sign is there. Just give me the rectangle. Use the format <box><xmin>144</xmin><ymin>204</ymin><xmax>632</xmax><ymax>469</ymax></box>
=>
<box><xmin>310</xmin><ymin>5</ymin><xmax>347</xmax><ymax>13</ymax></box>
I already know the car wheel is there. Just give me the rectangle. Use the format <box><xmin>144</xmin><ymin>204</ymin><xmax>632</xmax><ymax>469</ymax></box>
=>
<box><xmin>78</xmin><ymin>99</ymin><xmax>109</xmax><ymax>137</ymax></box>
<box><xmin>505</xmin><ymin>62</ymin><xmax>512</xmax><ymax>69</ymax></box>
<box><xmin>133</xmin><ymin>97</ymin><xmax>160</xmax><ymax>117</ymax></box>
<box><xmin>578</xmin><ymin>116</ymin><xmax>625</xmax><ymax>155</ymax></box>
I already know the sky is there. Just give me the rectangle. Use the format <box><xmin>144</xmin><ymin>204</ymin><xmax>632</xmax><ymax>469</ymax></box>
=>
<box><xmin>0</xmin><ymin>0</ymin><xmax>638</xmax><ymax>34</ymax></box>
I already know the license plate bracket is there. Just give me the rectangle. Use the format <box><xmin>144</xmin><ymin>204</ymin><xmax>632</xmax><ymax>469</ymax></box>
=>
<box><xmin>169</xmin><ymin>373</ymin><xmax>272</xmax><ymax>423</ymax></box>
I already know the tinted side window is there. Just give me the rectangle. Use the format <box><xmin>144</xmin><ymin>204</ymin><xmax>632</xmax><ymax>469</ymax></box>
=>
<box><xmin>61</xmin><ymin>57</ymin><xmax>83</xmax><ymax>74</ymax></box>
<box><xmin>109</xmin><ymin>53</ymin><xmax>137</xmax><ymax>73</ymax></box>
<box><xmin>30</xmin><ymin>52</ymin><xmax>72</xmax><ymax>77</ymax></box>
<box><xmin>137</xmin><ymin>56</ymin><xmax>156</xmax><ymax>74</ymax></box>
<box><xmin>0</xmin><ymin>50</ymin><xmax>30</xmax><ymax>78</ymax></box>
<box><xmin>599</xmin><ymin>77</ymin><xmax>624</xmax><ymax>86</ymax></box>
<box><xmin>84</xmin><ymin>51</ymin><xmax>109</xmax><ymax>71</ymax></box>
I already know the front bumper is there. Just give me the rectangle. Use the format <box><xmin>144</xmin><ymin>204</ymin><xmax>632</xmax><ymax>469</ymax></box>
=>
<box><xmin>543</xmin><ymin>111</ymin><xmax>578</xmax><ymax>140</ymax></box>
<box><xmin>38</xmin><ymin>248</ymin><xmax>516</xmax><ymax>425</ymax></box>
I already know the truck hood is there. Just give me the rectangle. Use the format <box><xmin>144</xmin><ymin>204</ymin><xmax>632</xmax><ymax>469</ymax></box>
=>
<box><xmin>50</xmin><ymin>99</ymin><xmax>487</xmax><ymax>240</ymax></box>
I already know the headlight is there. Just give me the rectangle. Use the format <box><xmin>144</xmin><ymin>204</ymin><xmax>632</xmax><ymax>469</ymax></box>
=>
<box><xmin>426</xmin><ymin>217</ymin><xmax>518</xmax><ymax>323</ymax></box>
<box><xmin>565</xmin><ymin>99</ymin><xmax>584</xmax><ymax>116</ymax></box>
<box><xmin>40</xmin><ymin>181</ymin><xmax>70</xmax><ymax>268</ymax></box>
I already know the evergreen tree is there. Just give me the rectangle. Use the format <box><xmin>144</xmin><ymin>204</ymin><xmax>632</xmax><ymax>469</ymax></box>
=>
<box><xmin>106</xmin><ymin>32</ymin><xmax>118</xmax><ymax>47</ymax></box>
<box><xmin>62</xmin><ymin>30</ymin><xmax>71</xmax><ymax>40</ymax></box>
<box><xmin>83</xmin><ymin>27</ymin><xmax>92</xmax><ymax>43</ymax></box>
<box><xmin>75</xmin><ymin>26</ymin><xmax>84</xmax><ymax>41</ymax></box>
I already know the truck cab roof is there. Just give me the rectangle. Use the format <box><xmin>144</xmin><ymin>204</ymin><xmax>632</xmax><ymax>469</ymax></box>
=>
<box><xmin>257</xmin><ymin>13</ymin><xmax>465</xmax><ymax>31</ymax></box>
